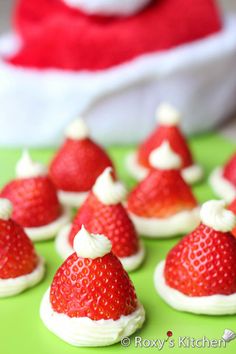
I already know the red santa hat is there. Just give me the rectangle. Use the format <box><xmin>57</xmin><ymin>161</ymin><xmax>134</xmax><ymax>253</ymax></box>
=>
<box><xmin>0</xmin><ymin>0</ymin><xmax>236</xmax><ymax>146</ymax></box>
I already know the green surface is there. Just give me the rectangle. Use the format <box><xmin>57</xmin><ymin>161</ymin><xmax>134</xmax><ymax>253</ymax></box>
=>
<box><xmin>0</xmin><ymin>133</ymin><xmax>236</xmax><ymax>354</ymax></box>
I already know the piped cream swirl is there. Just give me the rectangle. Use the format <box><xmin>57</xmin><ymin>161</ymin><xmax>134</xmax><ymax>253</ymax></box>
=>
<box><xmin>92</xmin><ymin>167</ymin><xmax>127</xmax><ymax>205</ymax></box>
<box><xmin>73</xmin><ymin>226</ymin><xmax>112</xmax><ymax>259</ymax></box>
<box><xmin>200</xmin><ymin>200</ymin><xmax>236</xmax><ymax>232</ymax></box>
<box><xmin>149</xmin><ymin>141</ymin><xmax>181</xmax><ymax>170</ymax></box>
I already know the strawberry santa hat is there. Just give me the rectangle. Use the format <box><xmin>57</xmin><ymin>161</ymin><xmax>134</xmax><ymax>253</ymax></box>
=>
<box><xmin>126</xmin><ymin>103</ymin><xmax>204</xmax><ymax>184</ymax></box>
<box><xmin>154</xmin><ymin>200</ymin><xmax>236</xmax><ymax>315</ymax></box>
<box><xmin>0</xmin><ymin>0</ymin><xmax>236</xmax><ymax>147</ymax></box>
<box><xmin>0</xmin><ymin>150</ymin><xmax>70</xmax><ymax>241</ymax></box>
<box><xmin>229</xmin><ymin>198</ymin><xmax>236</xmax><ymax>238</ymax></box>
<box><xmin>127</xmin><ymin>141</ymin><xmax>200</xmax><ymax>237</ymax></box>
<box><xmin>0</xmin><ymin>198</ymin><xmax>45</xmax><ymax>297</ymax></box>
<box><xmin>40</xmin><ymin>226</ymin><xmax>145</xmax><ymax>346</ymax></box>
<box><xmin>49</xmin><ymin>118</ymin><xmax>114</xmax><ymax>208</ymax></box>
<box><xmin>209</xmin><ymin>152</ymin><xmax>236</xmax><ymax>203</ymax></box>
<box><xmin>56</xmin><ymin>167</ymin><xmax>145</xmax><ymax>271</ymax></box>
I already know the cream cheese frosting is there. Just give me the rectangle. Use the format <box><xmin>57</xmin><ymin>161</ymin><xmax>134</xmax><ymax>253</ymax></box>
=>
<box><xmin>125</xmin><ymin>151</ymin><xmax>203</xmax><ymax>184</ymax></box>
<box><xmin>25</xmin><ymin>207</ymin><xmax>71</xmax><ymax>242</ymax></box>
<box><xmin>0</xmin><ymin>198</ymin><xmax>13</xmax><ymax>220</ymax></box>
<box><xmin>92</xmin><ymin>167</ymin><xmax>127</xmax><ymax>205</ymax></box>
<box><xmin>16</xmin><ymin>150</ymin><xmax>47</xmax><ymax>178</ymax></box>
<box><xmin>65</xmin><ymin>118</ymin><xmax>89</xmax><ymax>140</ymax></box>
<box><xmin>73</xmin><ymin>226</ymin><xmax>112</xmax><ymax>259</ymax></box>
<box><xmin>55</xmin><ymin>224</ymin><xmax>145</xmax><ymax>271</ymax></box>
<box><xmin>129</xmin><ymin>207</ymin><xmax>200</xmax><ymax>238</ymax></box>
<box><xmin>0</xmin><ymin>256</ymin><xmax>45</xmax><ymax>297</ymax></box>
<box><xmin>200</xmin><ymin>200</ymin><xmax>236</xmax><ymax>232</ymax></box>
<box><xmin>149</xmin><ymin>141</ymin><xmax>181</xmax><ymax>170</ymax></box>
<box><xmin>58</xmin><ymin>190</ymin><xmax>88</xmax><ymax>208</ymax></box>
<box><xmin>154</xmin><ymin>260</ymin><xmax>236</xmax><ymax>315</ymax></box>
<box><xmin>63</xmin><ymin>0</ymin><xmax>151</xmax><ymax>16</ymax></box>
<box><xmin>156</xmin><ymin>102</ymin><xmax>181</xmax><ymax>126</ymax></box>
<box><xmin>209</xmin><ymin>167</ymin><xmax>236</xmax><ymax>203</ymax></box>
<box><xmin>40</xmin><ymin>288</ymin><xmax>145</xmax><ymax>347</ymax></box>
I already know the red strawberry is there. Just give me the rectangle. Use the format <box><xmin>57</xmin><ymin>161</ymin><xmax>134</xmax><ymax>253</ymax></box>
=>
<box><xmin>0</xmin><ymin>176</ymin><xmax>62</xmax><ymax>228</ymax></box>
<box><xmin>223</xmin><ymin>153</ymin><xmax>236</xmax><ymax>186</ymax></box>
<box><xmin>127</xmin><ymin>169</ymin><xmax>197</xmax><ymax>218</ymax></box>
<box><xmin>50</xmin><ymin>251</ymin><xmax>137</xmax><ymax>320</ymax></box>
<box><xmin>138</xmin><ymin>125</ymin><xmax>193</xmax><ymax>169</ymax></box>
<box><xmin>0</xmin><ymin>218</ymin><xmax>38</xmax><ymax>279</ymax></box>
<box><xmin>229</xmin><ymin>198</ymin><xmax>236</xmax><ymax>237</ymax></box>
<box><xmin>164</xmin><ymin>223</ymin><xmax>236</xmax><ymax>296</ymax></box>
<box><xmin>69</xmin><ymin>192</ymin><xmax>139</xmax><ymax>258</ymax></box>
<box><xmin>49</xmin><ymin>138</ymin><xmax>113</xmax><ymax>192</ymax></box>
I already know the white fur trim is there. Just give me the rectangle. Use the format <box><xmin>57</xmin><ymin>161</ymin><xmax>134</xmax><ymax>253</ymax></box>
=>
<box><xmin>0</xmin><ymin>18</ymin><xmax>236</xmax><ymax>147</ymax></box>
<box><xmin>63</xmin><ymin>0</ymin><xmax>151</xmax><ymax>16</ymax></box>
<box><xmin>55</xmin><ymin>223</ymin><xmax>145</xmax><ymax>271</ymax></box>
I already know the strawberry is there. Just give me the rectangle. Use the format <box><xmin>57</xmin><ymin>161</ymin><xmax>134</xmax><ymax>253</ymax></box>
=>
<box><xmin>49</xmin><ymin>138</ymin><xmax>113</xmax><ymax>192</ymax></box>
<box><xmin>138</xmin><ymin>125</ymin><xmax>193</xmax><ymax>169</ymax></box>
<box><xmin>68</xmin><ymin>192</ymin><xmax>139</xmax><ymax>258</ymax></box>
<box><xmin>50</xmin><ymin>251</ymin><xmax>138</xmax><ymax>320</ymax></box>
<box><xmin>0</xmin><ymin>218</ymin><xmax>38</xmax><ymax>279</ymax></box>
<box><xmin>229</xmin><ymin>198</ymin><xmax>236</xmax><ymax>237</ymax></box>
<box><xmin>127</xmin><ymin>169</ymin><xmax>197</xmax><ymax>218</ymax></box>
<box><xmin>0</xmin><ymin>176</ymin><xmax>62</xmax><ymax>228</ymax></box>
<box><xmin>223</xmin><ymin>153</ymin><xmax>236</xmax><ymax>186</ymax></box>
<box><xmin>164</xmin><ymin>223</ymin><xmax>236</xmax><ymax>296</ymax></box>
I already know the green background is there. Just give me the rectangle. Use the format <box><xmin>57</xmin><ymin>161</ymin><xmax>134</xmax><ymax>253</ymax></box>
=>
<box><xmin>0</xmin><ymin>133</ymin><xmax>236</xmax><ymax>354</ymax></box>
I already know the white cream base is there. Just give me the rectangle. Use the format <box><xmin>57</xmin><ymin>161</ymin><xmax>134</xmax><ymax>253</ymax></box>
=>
<box><xmin>154</xmin><ymin>260</ymin><xmax>236</xmax><ymax>315</ymax></box>
<box><xmin>58</xmin><ymin>190</ymin><xmax>88</xmax><ymax>208</ymax></box>
<box><xmin>0</xmin><ymin>256</ymin><xmax>45</xmax><ymax>297</ymax></box>
<box><xmin>40</xmin><ymin>288</ymin><xmax>145</xmax><ymax>347</ymax></box>
<box><xmin>125</xmin><ymin>152</ymin><xmax>203</xmax><ymax>184</ymax></box>
<box><xmin>209</xmin><ymin>167</ymin><xmax>236</xmax><ymax>203</ymax></box>
<box><xmin>129</xmin><ymin>207</ymin><xmax>200</xmax><ymax>238</ymax></box>
<box><xmin>55</xmin><ymin>224</ymin><xmax>145</xmax><ymax>271</ymax></box>
<box><xmin>25</xmin><ymin>208</ymin><xmax>71</xmax><ymax>242</ymax></box>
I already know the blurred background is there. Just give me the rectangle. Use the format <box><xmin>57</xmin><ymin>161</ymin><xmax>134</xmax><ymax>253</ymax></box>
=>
<box><xmin>0</xmin><ymin>0</ymin><xmax>236</xmax><ymax>146</ymax></box>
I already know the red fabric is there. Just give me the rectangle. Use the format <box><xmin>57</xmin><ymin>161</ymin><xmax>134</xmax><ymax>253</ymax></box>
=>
<box><xmin>8</xmin><ymin>0</ymin><xmax>221</xmax><ymax>71</ymax></box>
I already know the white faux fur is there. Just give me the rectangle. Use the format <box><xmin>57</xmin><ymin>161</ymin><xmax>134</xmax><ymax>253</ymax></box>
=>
<box><xmin>63</xmin><ymin>0</ymin><xmax>151</xmax><ymax>16</ymax></box>
<box><xmin>0</xmin><ymin>17</ymin><xmax>236</xmax><ymax>147</ymax></box>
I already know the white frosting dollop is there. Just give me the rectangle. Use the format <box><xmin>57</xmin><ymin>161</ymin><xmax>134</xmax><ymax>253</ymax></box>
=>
<box><xmin>73</xmin><ymin>226</ymin><xmax>112</xmax><ymax>259</ymax></box>
<box><xmin>200</xmin><ymin>200</ymin><xmax>236</xmax><ymax>232</ymax></box>
<box><xmin>16</xmin><ymin>150</ymin><xmax>47</xmax><ymax>179</ymax></box>
<box><xmin>156</xmin><ymin>103</ymin><xmax>180</xmax><ymax>126</ymax></box>
<box><xmin>129</xmin><ymin>207</ymin><xmax>200</xmax><ymax>238</ymax></box>
<box><xmin>40</xmin><ymin>288</ymin><xmax>145</xmax><ymax>347</ymax></box>
<box><xmin>0</xmin><ymin>256</ymin><xmax>45</xmax><ymax>298</ymax></box>
<box><xmin>154</xmin><ymin>261</ymin><xmax>236</xmax><ymax>315</ymax></box>
<box><xmin>65</xmin><ymin>118</ymin><xmax>89</xmax><ymax>140</ymax></box>
<box><xmin>63</xmin><ymin>0</ymin><xmax>151</xmax><ymax>16</ymax></box>
<box><xmin>0</xmin><ymin>198</ymin><xmax>13</xmax><ymax>220</ymax></box>
<box><xmin>149</xmin><ymin>141</ymin><xmax>181</xmax><ymax>170</ymax></box>
<box><xmin>92</xmin><ymin>167</ymin><xmax>127</xmax><ymax>205</ymax></box>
